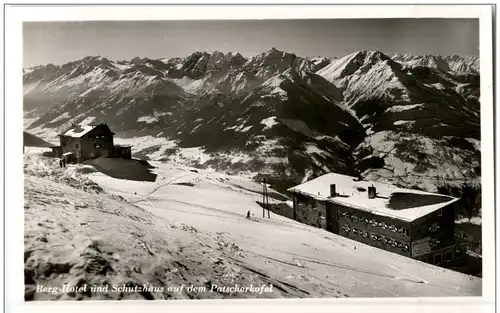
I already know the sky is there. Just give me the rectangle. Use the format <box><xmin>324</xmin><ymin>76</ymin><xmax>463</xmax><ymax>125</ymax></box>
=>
<box><xmin>23</xmin><ymin>19</ymin><xmax>479</xmax><ymax>68</ymax></box>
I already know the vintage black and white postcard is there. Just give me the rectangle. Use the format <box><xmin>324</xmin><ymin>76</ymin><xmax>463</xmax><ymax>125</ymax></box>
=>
<box><xmin>3</xmin><ymin>3</ymin><xmax>495</xmax><ymax>313</ymax></box>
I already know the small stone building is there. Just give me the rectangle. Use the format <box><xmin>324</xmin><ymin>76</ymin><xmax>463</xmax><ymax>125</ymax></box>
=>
<box><xmin>51</xmin><ymin>122</ymin><xmax>132</xmax><ymax>163</ymax></box>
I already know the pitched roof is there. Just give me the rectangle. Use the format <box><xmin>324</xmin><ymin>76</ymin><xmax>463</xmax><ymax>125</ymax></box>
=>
<box><xmin>59</xmin><ymin>123</ymin><xmax>113</xmax><ymax>138</ymax></box>
<box><xmin>288</xmin><ymin>173</ymin><xmax>459</xmax><ymax>222</ymax></box>
<box><xmin>60</xmin><ymin>125</ymin><xmax>96</xmax><ymax>138</ymax></box>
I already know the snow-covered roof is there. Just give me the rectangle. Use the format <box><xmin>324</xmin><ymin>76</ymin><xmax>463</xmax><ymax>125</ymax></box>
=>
<box><xmin>288</xmin><ymin>173</ymin><xmax>459</xmax><ymax>222</ymax></box>
<box><xmin>62</xmin><ymin>152</ymin><xmax>74</xmax><ymax>156</ymax></box>
<box><xmin>61</xmin><ymin>125</ymin><xmax>96</xmax><ymax>138</ymax></box>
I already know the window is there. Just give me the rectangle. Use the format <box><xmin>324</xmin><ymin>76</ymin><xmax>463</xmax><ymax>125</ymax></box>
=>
<box><xmin>403</xmin><ymin>244</ymin><xmax>409</xmax><ymax>252</ymax></box>
<box><xmin>429</xmin><ymin>223</ymin><xmax>440</xmax><ymax>232</ymax></box>
<box><xmin>402</xmin><ymin>228</ymin><xmax>408</xmax><ymax>236</ymax></box>
<box><xmin>430</xmin><ymin>239</ymin><xmax>440</xmax><ymax>247</ymax></box>
<box><xmin>437</xmin><ymin>209</ymin><xmax>443</xmax><ymax>217</ymax></box>
<box><xmin>74</xmin><ymin>143</ymin><xmax>80</xmax><ymax>149</ymax></box>
<box><xmin>362</xmin><ymin>232</ymin><xmax>368</xmax><ymax>238</ymax></box>
<box><xmin>456</xmin><ymin>246</ymin><xmax>467</xmax><ymax>258</ymax></box>
<box><xmin>455</xmin><ymin>231</ymin><xmax>464</xmax><ymax>239</ymax></box>
<box><xmin>445</xmin><ymin>251</ymin><xmax>453</xmax><ymax>262</ymax></box>
<box><xmin>434</xmin><ymin>253</ymin><xmax>443</xmax><ymax>265</ymax></box>
<box><xmin>383</xmin><ymin>237</ymin><xmax>388</xmax><ymax>244</ymax></box>
<box><xmin>352</xmin><ymin>228</ymin><xmax>358</xmax><ymax>235</ymax></box>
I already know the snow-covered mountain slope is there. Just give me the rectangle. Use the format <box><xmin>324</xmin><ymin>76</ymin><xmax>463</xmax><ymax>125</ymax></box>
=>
<box><xmin>318</xmin><ymin>50</ymin><xmax>410</xmax><ymax>105</ymax></box>
<box><xmin>165</xmin><ymin>51</ymin><xmax>247</xmax><ymax>80</ymax></box>
<box><xmin>313</xmin><ymin>50</ymin><xmax>480</xmax><ymax>193</ymax></box>
<box><xmin>23</xmin><ymin>131</ymin><xmax>55</xmax><ymax>148</ymax></box>
<box><xmin>391</xmin><ymin>53</ymin><xmax>479</xmax><ymax>74</ymax></box>
<box><xmin>23</xmin><ymin>49</ymin><xmax>481</xmax><ymax>195</ymax></box>
<box><xmin>165</xmin><ymin>68</ymin><xmax>365</xmax><ymax>181</ymax></box>
<box><xmin>24</xmin><ymin>150</ymin><xmax>481</xmax><ymax>300</ymax></box>
<box><xmin>26</xmin><ymin>56</ymin><xmax>194</xmax><ymax>136</ymax></box>
<box><xmin>242</xmin><ymin>48</ymin><xmax>326</xmax><ymax>78</ymax></box>
<box><xmin>354</xmin><ymin>131</ymin><xmax>481</xmax><ymax>192</ymax></box>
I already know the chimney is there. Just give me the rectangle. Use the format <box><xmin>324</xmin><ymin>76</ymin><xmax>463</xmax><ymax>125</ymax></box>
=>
<box><xmin>330</xmin><ymin>184</ymin><xmax>336</xmax><ymax>197</ymax></box>
<box><xmin>368</xmin><ymin>185</ymin><xmax>376</xmax><ymax>199</ymax></box>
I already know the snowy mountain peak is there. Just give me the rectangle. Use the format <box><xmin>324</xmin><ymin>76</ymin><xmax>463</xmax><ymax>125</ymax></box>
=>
<box><xmin>391</xmin><ymin>53</ymin><xmax>479</xmax><ymax>73</ymax></box>
<box><xmin>317</xmin><ymin>50</ymin><xmax>397</xmax><ymax>84</ymax></box>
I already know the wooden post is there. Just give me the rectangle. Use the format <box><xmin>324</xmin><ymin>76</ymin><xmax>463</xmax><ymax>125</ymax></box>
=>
<box><xmin>293</xmin><ymin>195</ymin><xmax>297</xmax><ymax>220</ymax></box>
<box><xmin>262</xmin><ymin>179</ymin><xmax>266</xmax><ymax>218</ymax></box>
<box><xmin>266</xmin><ymin>184</ymin><xmax>270</xmax><ymax>219</ymax></box>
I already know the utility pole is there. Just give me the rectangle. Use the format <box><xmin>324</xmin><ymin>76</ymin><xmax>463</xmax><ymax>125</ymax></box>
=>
<box><xmin>266</xmin><ymin>183</ymin><xmax>270</xmax><ymax>219</ymax></box>
<box><xmin>262</xmin><ymin>178</ymin><xmax>270</xmax><ymax>219</ymax></box>
<box><xmin>262</xmin><ymin>178</ymin><xmax>266</xmax><ymax>218</ymax></box>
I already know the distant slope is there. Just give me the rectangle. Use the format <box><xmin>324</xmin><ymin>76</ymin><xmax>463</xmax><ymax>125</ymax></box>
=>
<box><xmin>316</xmin><ymin>50</ymin><xmax>480</xmax><ymax>192</ymax></box>
<box><xmin>23</xmin><ymin>131</ymin><xmax>55</xmax><ymax>148</ymax></box>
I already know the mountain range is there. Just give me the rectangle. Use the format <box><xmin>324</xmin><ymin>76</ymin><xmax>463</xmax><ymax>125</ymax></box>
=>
<box><xmin>23</xmin><ymin>48</ymin><xmax>481</xmax><ymax>195</ymax></box>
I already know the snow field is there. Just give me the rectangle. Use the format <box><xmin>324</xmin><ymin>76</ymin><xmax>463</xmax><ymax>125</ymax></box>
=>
<box><xmin>23</xmin><ymin>150</ymin><xmax>480</xmax><ymax>300</ymax></box>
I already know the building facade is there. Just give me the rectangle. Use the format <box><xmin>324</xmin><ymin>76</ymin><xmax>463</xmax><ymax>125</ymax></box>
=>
<box><xmin>51</xmin><ymin>123</ymin><xmax>132</xmax><ymax>162</ymax></box>
<box><xmin>288</xmin><ymin>173</ymin><xmax>466</xmax><ymax>267</ymax></box>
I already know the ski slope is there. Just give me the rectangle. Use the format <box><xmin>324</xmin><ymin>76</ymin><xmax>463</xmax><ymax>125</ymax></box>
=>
<box><xmin>24</xmin><ymin>149</ymin><xmax>481</xmax><ymax>300</ymax></box>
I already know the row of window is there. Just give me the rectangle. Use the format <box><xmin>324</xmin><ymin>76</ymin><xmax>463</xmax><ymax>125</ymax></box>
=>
<box><xmin>341</xmin><ymin>224</ymin><xmax>410</xmax><ymax>252</ymax></box>
<box><xmin>88</xmin><ymin>135</ymin><xmax>109</xmax><ymax>140</ymax></box>
<box><xmin>63</xmin><ymin>143</ymin><xmax>109</xmax><ymax>150</ymax></box>
<box><xmin>340</xmin><ymin>212</ymin><xmax>409</xmax><ymax>236</ymax></box>
<box><xmin>62</xmin><ymin>142</ymin><xmax>80</xmax><ymax>149</ymax></box>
